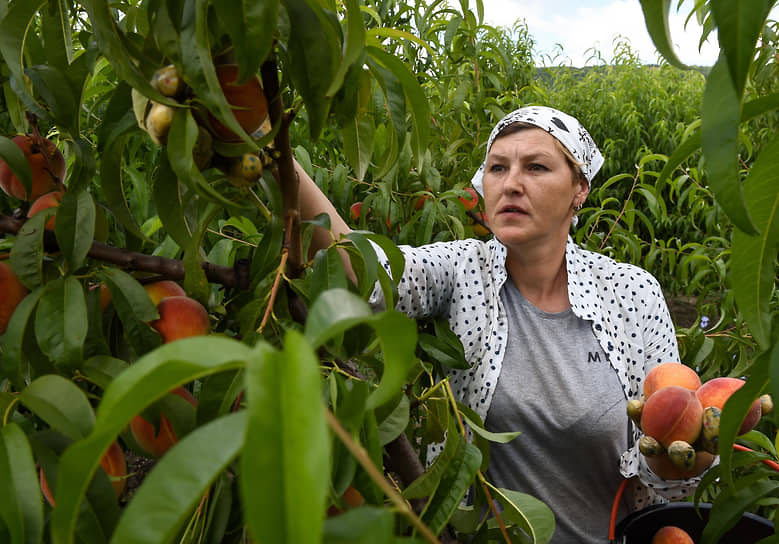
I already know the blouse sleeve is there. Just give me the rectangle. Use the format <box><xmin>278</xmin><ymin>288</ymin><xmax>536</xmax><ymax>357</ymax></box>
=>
<box><xmin>368</xmin><ymin>240</ymin><xmax>463</xmax><ymax>319</ymax></box>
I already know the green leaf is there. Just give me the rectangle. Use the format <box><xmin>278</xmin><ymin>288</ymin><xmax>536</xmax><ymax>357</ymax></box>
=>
<box><xmin>55</xmin><ymin>189</ymin><xmax>96</xmax><ymax>272</ymax></box>
<box><xmin>179</xmin><ymin>0</ymin><xmax>255</xmax><ymax>146</ymax></box>
<box><xmin>323</xmin><ymin>507</ymin><xmax>394</xmax><ymax>544</ymax></box>
<box><xmin>50</xmin><ymin>336</ymin><xmax>253</xmax><ymax>544</ymax></box>
<box><xmin>304</xmin><ymin>289</ymin><xmax>417</xmax><ymax>409</ymax></box>
<box><xmin>0</xmin><ymin>135</ymin><xmax>32</xmax><ymax>198</ymax></box>
<box><xmin>100</xmin><ymin>136</ymin><xmax>147</xmax><ymax>242</ymax></box>
<box><xmin>367</xmin><ymin>46</ymin><xmax>431</xmax><ymax>171</ymax></box>
<box><xmin>81</xmin><ymin>0</ymin><xmax>171</xmax><ymax>105</ymax></box>
<box><xmin>213</xmin><ymin>1</ymin><xmax>279</xmax><ymax>84</ymax></box>
<box><xmin>305</xmin><ymin>288</ymin><xmax>373</xmax><ymax>348</ymax></box>
<box><xmin>0</xmin><ymin>287</ymin><xmax>43</xmax><ymax>386</ymax></box>
<box><xmin>81</xmin><ymin>356</ymin><xmax>129</xmax><ymax>391</ymax></box>
<box><xmin>0</xmin><ymin>423</ymin><xmax>43</xmax><ymax>544</ymax></box>
<box><xmin>109</xmin><ymin>412</ymin><xmax>247</xmax><ymax>544</ymax></box>
<box><xmin>325</xmin><ymin>0</ymin><xmax>366</xmax><ymax>97</ymax></box>
<box><xmin>488</xmin><ymin>484</ymin><xmax>556</xmax><ymax>544</ymax></box>
<box><xmin>638</xmin><ymin>0</ymin><xmax>689</xmax><ymax>69</ymax></box>
<box><xmin>458</xmin><ymin>409</ymin><xmax>520</xmax><ymax>445</ymax></box>
<box><xmin>9</xmin><ymin>213</ymin><xmax>47</xmax><ymax>290</ymax></box>
<box><xmin>404</xmin><ymin>417</ymin><xmax>459</xmax><ymax>500</ymax></box>
<box><xmin>310</xmin><ymin>247</ymin><xmax>350</xmax><ymax>299</ymax></box>
<box><xmin>0</xmin><ymin>1</ymin><xmax>47</xmax><ymax>122</ymax></box>
<box><xmin>703</xmin><ymin>479</ymin><xmax>779</xmax><ymax>544</ymax></box>
<box><xmin>421</xmin><ymin>438</ymin><xmax>481</xmax><ymax>535</ymax></box>
<box><xmin>19</xmin><ymin>375</ymin><xmax>95</xmax><ymax>441</ymax></box>
<box><xmin>710</xmin><ymin>0</ymin><xmax>772</xmax><ymax>96</ymax></box>
<box><xmin>34</xmin><ymin>276</ymin><xmax>88</xmax><ymax>369</ymax></box>
<box><xmin>241</xmin><ymin>331</ymin><xmax>329</xmax><ymax>544</ymax></box>
<box><xmin>281</xmin><ymin>0</ymin><xmax>340</xmax><ymax>139</ymax></box>
<box><xmin>167</xmin><ymin>108</ymin><xmax>242</xmax><ymax>209</ymax></box>
<box><xmin>152</xmin><ymin>152</ymin><xmax>191</xmax><ymax>248</ymax></box>
<box><xmin>731</xmin><ymin>133</ymin><xmax>779</xmax><ymax>349</ymax></box>
<box><xmin>24</xmin><ymin>64</ymin><xmax>78</xmax><ymax>136</ymax></box>
<box><xmin>718</xmin><ymin>350</ymin><xmax>771</xmax><ymax>489</ymax></box>
<box><xmin>701</xmin><ymin>57</ymin><xmax>757</xmax><ymax>234</ymax></box>
<box><xmin>99</xmin><ymin>268</ymin><xmax>161</xmax><ymax>355</ymax></box>
<box><xmin>376</xmin><ymin>394</ymin><xmax>409</xmax><ymax>445</ymax></box>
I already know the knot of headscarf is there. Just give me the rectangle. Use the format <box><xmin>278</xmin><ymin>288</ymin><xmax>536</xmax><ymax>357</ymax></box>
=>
<box><xmin>470</xmin><ymin>106</ymin><xmax>604</xmax><ymax>196</ymax></box>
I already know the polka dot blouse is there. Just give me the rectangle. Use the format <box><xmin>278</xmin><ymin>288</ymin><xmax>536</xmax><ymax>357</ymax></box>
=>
<box><xmin>369</xmin><ymin>235</ymin><xmax>706</xmax><ymax>510</ymax></box>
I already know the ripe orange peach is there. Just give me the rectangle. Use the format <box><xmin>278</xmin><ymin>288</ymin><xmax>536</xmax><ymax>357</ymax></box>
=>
<box><xmin>471</xmin><ymin>211</ymin><xmax>490</xmax><ymax>236</ymax></box>
<box><xmin>651</xmin><ymin>525</ymin><xmax>694</xmax><ymax>544</ymax></box>
<box><xmin>458</xmin><ymin>187</ymin><xmax>479</xmax><ymax>211</ymax></box>
<box><xmin>696</xmin><ymin>377</ymin><xmax>762</xmax><ymax>435</ymax></box>
<box><xmin>327</xmin><ymin>485</ymin><xmax>366</xmax><ymax>517</ymax></box>
<box><xmin>646</xmin><ymin>450</ymin><xmax>714</xmax><ymax>480</ymax></box>
<box><xmin>350</xmin><ymin>201</ymin><xmax>363</xmax><ymax>221</ymax></box>
<box><xmin>144</xmin><ymin>280</ymin><xmax>186</xmax><ymax>306</ymax></box>
<box><xmin>130</xmin><ymin>387</ymin><xmax>198</xmax><ymax>458</ymax></box>
<box><xmin>40</xmin><ymin>440</ymin><xmax>126</xmax><ymax>506</ymax></box>
<box><xmin>0</xmin><ymin>261</ymin><xmax>28</xmax><ymax>334</ymax></box>
<box><xmin>644</xmin><ymin>362</ymin><xmax>702</xmax><ymax>399</ymax></box>
<box><xmin>0</xmin><ymin>134</ymin><xmax>65</xmax><ymax>201</ymax></box>
<box><xmin>149</xmin><ymin>295</ymin><xmax>210</xmax><ymax>343</ymax></box>
<box><xmin>641</xmin><ymin>385</ymin><xmax>704</xmax><ymax>448</ymax></box>
<box><xmin>27</xmin><ymin>190</ymin><xmax>64</xmax><ymax>230</ymax></box>
<box><xmin>209</xmin><ymin>65</ymin><xmax>269</xmax><ymax>142</ymax></box>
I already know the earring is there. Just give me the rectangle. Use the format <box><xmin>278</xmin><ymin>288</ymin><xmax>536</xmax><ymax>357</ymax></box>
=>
<box><xmin>574</xmin><ymin>202</ymin><xmax>583</xmax><ymax>212</ymax></box>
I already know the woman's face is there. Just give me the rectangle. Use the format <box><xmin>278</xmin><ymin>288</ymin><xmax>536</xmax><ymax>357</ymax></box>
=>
<box><xmin>482</xmin><ymin>127</ymin><xmax>588</xmax><ymax>251</ymax></box>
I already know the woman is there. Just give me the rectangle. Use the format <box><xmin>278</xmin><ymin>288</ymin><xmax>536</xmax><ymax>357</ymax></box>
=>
<box><xmin>298</xmin><ymin>106</ymin><xmax>705</xmax><ymax>542</ymax></box>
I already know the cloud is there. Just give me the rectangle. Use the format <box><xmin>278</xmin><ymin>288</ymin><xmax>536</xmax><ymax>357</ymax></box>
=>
<box><xmin>481</xmin><ymin>0</ymin><xmax>720</xmax><ymax>67</ymax></box>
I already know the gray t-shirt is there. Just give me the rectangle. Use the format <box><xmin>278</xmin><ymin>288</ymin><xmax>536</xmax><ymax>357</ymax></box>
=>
<box><xmin>485</xmin><ymin>279</ymin><xmax>629</xmax><ymax>543</ymax></box>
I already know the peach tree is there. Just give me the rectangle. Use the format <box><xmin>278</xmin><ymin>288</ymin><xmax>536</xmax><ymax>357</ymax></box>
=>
<box><xmin>0</xmin><ymin>1</ymin><xmax>552</xmax><ymax>543</ymax></box>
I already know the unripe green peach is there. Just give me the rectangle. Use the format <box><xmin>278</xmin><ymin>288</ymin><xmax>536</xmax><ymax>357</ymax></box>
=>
<box><xmin>667</xmin><ymin>440</ymin><xmax>695</xmax><ymax>471</ymax></box>
<box><xmin>151</xmin><ymin>64</ymin><xmax>185</xmax><ymax>98</ymax></box>
<box><xmin>145</xmin><ymin>102</ymin><xmax>176</xmax><ymax>146</ymax></box>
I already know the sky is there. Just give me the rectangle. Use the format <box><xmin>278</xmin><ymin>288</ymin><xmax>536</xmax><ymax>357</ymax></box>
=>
<box><xmin>480</xmin><ymin>0</ymin><xmax>721</xmax><ymax>67</ymax></box>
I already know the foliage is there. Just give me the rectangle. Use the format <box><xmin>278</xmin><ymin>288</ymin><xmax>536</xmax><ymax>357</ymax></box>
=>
<box><xmin>0</xmin><ymin>0</ymin><xmax>776</xmax><ymax>543</ymax></box>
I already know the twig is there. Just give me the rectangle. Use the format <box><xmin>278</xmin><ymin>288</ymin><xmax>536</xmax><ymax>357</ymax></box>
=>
<box><xmin>325</xmin><ymin>409</ymin><xmax>441</xmax><ymax>544</ymax></box>
<box><xmin>256</xmin><ymin>249</ymin><xmax>288</xmax><ymax>334</ymax></box>
<box><xmin>443</xmin><ymin>381</ymin><xmax>511</xmax><ymax>543</ymax></box>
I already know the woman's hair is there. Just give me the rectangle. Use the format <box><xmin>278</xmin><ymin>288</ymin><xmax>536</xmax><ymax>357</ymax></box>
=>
<box><xmin>494</xmin><ymin>122</ymin><xmax>587</xmax><ymax>183</ymax></box>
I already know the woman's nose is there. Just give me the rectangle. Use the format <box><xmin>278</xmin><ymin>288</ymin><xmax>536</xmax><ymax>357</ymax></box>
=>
<box><xmin>503</xmin><ymin>167</ymin><xmax>525</xmax><ymax>193</ymax></box>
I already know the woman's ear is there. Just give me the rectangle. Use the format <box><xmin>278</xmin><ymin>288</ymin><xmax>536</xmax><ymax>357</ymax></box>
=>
<box><xmin>574</xmin><ymin>178</ymin><xmax>589</xmax><ymax>207</ymax></box>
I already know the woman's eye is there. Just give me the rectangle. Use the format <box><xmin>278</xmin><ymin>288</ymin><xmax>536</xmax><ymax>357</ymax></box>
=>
<box><xmin>529</xmin><ymin>163</ymin><xmax>548</xmax><ymax>171</ymax></box>
<box><xmin>488</xmin><ymin>163</ymin><xmax>505</xmax><ymax>173</ymax></box>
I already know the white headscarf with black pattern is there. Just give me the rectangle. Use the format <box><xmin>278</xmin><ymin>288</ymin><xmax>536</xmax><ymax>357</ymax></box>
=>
<box><xmin>470</xmin><ymin>106</ymin><xmax>605</xmax><ymax>196</ymax></box>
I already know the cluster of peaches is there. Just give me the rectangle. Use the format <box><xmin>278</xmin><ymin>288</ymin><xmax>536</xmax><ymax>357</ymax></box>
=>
<box><xmin>628</xmin><ymin>362</ymin><xmax>773</xmax><ymax>480</ymax></box>
<box><xmin>132</xmin><ymin>63</ymin><xmax>276</xmax><ymax>187</ymax></box>
<box><xmin>1</xmin><ymin>269</ymin><xmax>205</xmax><ymax>504</ymax></box>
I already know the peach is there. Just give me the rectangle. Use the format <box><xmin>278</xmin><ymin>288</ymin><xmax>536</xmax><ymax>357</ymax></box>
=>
<box><xmin>0</xmin><ymin>134</ymin><xmax>65</xmax><ymax>201</ymax></box>
<box><xmin>208</xmin><ymin>64</ymin><xmax>269</xmax><ymax>142</ymax></box>
<box><xmin>27</xmin><ymin>190</ymin><xmax>64</xmax><ymax>230</ymax></box>
<box><xmin>651</xmin><ymin>525</ymin><xmax>694</xmax><ymax>544</ymax></box>
<box><xmin>350</xmin><ymin>201</ymin><xmax>363</xmax><ymax>221</ymax></box>
<box><xmin>644</xmin><ymin>362</ymin><xmax>701</xmax><ymax>399</ymax></box>
<box><xmin>0</xmin><ymin>261</ymin><xmax>28</xmax><ymax>334</ymax></box>
<box><xmin>646</xmin><ymin>450</ymin><xmax>714</xmax><ymax>480</ymax></box>
<box><xmin>149</xmin><ymin>295</ymin><xmax>209</xmax><ymax>343</ymax></box>
<box><xmin>130</xmin><ymin>387</ymin><xmax>198</xmax><ymax>458</ymax></box>
<box><xmin>327</xmin><ymin>485</ymin><xmax>366</xmax><ymax>517</ymax></box>
<box><xmin>144</xmin><ymin>280</ymin><xmax>186</xmax><ymax>306</ymax></box>
<box><xmin>40</xmin><ymin>440</ymin><xmax>126</xmax><ymax>505</ymax></box>
<box><xmin>696</xmin><ymin>377</ymin><xmax>762</xmax><ymax>435</ymax></box>
<box><xmin>641</xmin><ymin>385</ymin><xmax>704</xmax><ymax>448</ymax></box>
<box><xmin>458</xmin><ymin>187</ymin><xmax>479</xmax><ymax>211</ymax></box>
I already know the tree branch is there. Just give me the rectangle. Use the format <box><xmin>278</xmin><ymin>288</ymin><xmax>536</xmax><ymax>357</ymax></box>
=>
<box><xmin>0</xmin><ymin>213</ymin><xmax>250</xmax><ymax>289</ymax></box>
